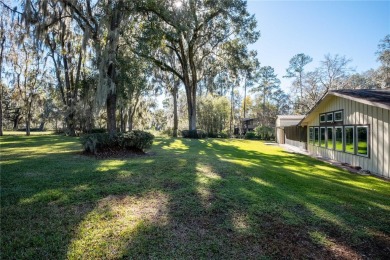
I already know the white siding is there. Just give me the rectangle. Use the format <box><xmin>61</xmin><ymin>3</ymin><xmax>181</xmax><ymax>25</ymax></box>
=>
<box><xmin>306</xmin><ymin>96</ymin><xmax>390</xmax><ymax>178</ymax></box>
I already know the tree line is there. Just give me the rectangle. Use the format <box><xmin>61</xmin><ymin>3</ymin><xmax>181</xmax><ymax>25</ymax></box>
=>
<box><xmin>0</xmin><ymin>1</ymin><xmax>388</xmax><ymax>137</ymax></box>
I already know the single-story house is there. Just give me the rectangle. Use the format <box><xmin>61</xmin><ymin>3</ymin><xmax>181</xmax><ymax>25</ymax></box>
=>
<box><xmin>297</xmin><ymin>89</ymin><xmax>390</xmax><ymax>178</ymax></box>
<box><xmin>275</xmin><ymin>115</ymin><xmax>306</xmax><ymax>149</ymax></box>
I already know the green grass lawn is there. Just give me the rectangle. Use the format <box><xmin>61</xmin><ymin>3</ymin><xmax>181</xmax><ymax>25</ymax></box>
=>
<box><xmin>1</xmin><ymin>134</ymin><xmax>389</xmax><ymax>259</ymax></box>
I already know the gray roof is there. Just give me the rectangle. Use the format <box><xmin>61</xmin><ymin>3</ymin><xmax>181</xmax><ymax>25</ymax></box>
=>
<box><xmin>330</xmin><ymin>89</ymin><xmax>390</xmax><ymax>109</ymax></box>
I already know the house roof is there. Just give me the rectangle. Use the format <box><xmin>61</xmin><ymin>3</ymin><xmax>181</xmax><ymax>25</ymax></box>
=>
<box><xmin>330</xmin><ymin>89</ymin><xmax>390</xmax><ymax>110</ymax></box>
<box><xmin>299</xmin><ymin>89</ymin><xmax>390</xmax><ymax>126</ymax></box>
<box><xmin>276</xmin><ymin>115</ymin><xmax>305</xmax><ymax>120</ymax></box>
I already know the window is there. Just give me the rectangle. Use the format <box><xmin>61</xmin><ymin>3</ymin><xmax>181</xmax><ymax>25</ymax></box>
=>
<box><xmin>309</xmin><ymin>127</ymin><xmax>314</xmax><ymax>143</ymax></box>
<box><xmin>320</xmin><ymin>114</ymin><xmax>326</xmax><ymax>123</ymax></box>
<box><xmin>334</xmin><ymin>111</ymin><xmax>343</xmax><ymax>121</ymax></box>
<box><xmin>326</xmin><ymin>113</ymin><xmax>333</xmax><ymax>122</ymax></box>
<box><xmin>357</xmin><ymin>126</ymin><xmax>369</xmax><ymax>156</ymax></box>
<box><xmin>345</xmin><ymin>126</ymin><xmax>355</xmax><ymax>154</ymax></box>
<box><xmin>327</xmin><ymin>127</ymin><xmax>333</xmax><ymax>149</ymax></box>
<box><xmin>320</xmin><ymin>127</ymin><xmax>326</xmax><ymax>147</ymax></box>
<box><xmin>314</xmin><ymin>127</ymin><xmax>319</xmax><ymax>146</ymax></box>
<box><xmin>335</xmin><ymin>127</ymin><xmax>343</xmax><ymax>151</ymax></box>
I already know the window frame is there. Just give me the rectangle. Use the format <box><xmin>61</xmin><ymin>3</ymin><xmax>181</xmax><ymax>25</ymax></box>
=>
<box><xmin>344</xmin><ymin>126</ymin><xmax>355</xmax><ymax>154</ymax></box>
<box><xmin>319</xmin><ymin>114</ymin><xmax>326</xmax><ymax>123</ymax></box>
<box><xmin>320</xmin><ymin>127</ymin><xmax>326</xmax><ymax>147</ymax></box>
<box><xmin>326</xmin><ymin>127</ymin><xmax>334</xmax><ymax>150</ymax></box>
<box><xmin>309</xmin><ymin>127</ymin><xmax>314</xmax><ymax>144</ymax></box>
<box><xmin>326</xmin><ymin>112</ymin><xmax>333</xmax><ymax>123</ymax></box>
<box><xmin>356</xmin><ymin>125</ymin><xmax>370</xmax><ymax>157</ymax></box>
<box><xmin>314</xmin><ymin>127</ymin><xmax>319</xmax><ymax>146</ymax></box>
<box><xmin>334</xmin><ymin>126</ymin><xmax>343</xmax><ymax>152</ymax></box>
<box><xmin>334</xmin><ymin>110</ymin><xmax>343</xmax><ymax>122</ymax></box>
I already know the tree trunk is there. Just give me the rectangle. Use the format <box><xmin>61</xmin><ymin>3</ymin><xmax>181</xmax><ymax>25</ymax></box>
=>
<box><xmin>230</xmin><ymin>85</ymin><xmax>234</xmax><ymax>135</ymax></box>
<box><xmin>65</xmin><ymin>112</ymin><xmax>76</xmax><ymax>136</ymax></box>
<box><xmin>0</xmin><ymin>24</ymin><xmax>5</xmax><ymax>136</ymax></box>
<box><xmin>13</xmin><ymin>113</ymin><xmax>21</xmax><ymax>130</ymax></box>
<box><xmin>106</xmin><ymin>91</ymin><xmax>117</xmax><ymax>136</ymax></box>
<box><xmin>0</xmin><ymin>91</ymin><xmax>3</xmax><ymax>136</ymax></box>
<box><xmin>172</xmin><ymin>80</ymin><xmax>179</xmax><ymax>137</ymax></box>
<box><xmin>120</xmin><ymin>107</ymin><xmax>126</xmax><ymax>133</ymax></box>
<box><xmin>26</xmin><ymin>110</ymin><xmax>31</xmax><ymax>136</ymax></box>
<box><xmin>39</xmin><ymin>121</ymin><xmax>45</xmax><ymax>131</ymax></box>
<box><xmin>188</xmin><ymin>94</ymin><xmax>196</xmax><ymax>130</ymax></box>
<box><xmin>243</xmin><ymin>78</ymin><xmax>247</xmax><ymax>119</ymax></box>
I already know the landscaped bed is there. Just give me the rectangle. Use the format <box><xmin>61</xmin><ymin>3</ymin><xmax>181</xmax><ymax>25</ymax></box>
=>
<box><xmin>1</xmin><ymin>134</ymin><xmax>389</xmax><ymax>259</ymax></box>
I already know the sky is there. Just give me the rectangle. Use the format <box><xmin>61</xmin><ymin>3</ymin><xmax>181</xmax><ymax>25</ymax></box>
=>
<box><xmin>246</xmin><ymin>0</ymin><xmax>390</xmax><ymax>92</ymax></box>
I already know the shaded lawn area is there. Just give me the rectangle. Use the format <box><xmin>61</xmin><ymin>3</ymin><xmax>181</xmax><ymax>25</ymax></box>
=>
<box><xmin>1</xmin><ymin>134</ymin><xmax>390</xmax><ymax>259</ymax></box>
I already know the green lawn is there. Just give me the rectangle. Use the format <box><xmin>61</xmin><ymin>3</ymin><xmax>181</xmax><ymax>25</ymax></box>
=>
<box><xmin>1</xmin><ymin>134</ymin><xmax>389</xmax><ymax>259</ymax></box>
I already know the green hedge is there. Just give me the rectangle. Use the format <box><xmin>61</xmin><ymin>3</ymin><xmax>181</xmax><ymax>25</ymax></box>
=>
<box><xmin>80</xmin><ymin>130</ymin><xmax>154</xmax><ymax>154</ymax></box>
<box><xmin>244</xmin><ymin>131</ymin><xmax>257</xmax><ymax>140</ymax></box>
<box><xmin>181</xmin><ymin>130</ymin><xmax>207</xmax><ymax>139</ymax></box>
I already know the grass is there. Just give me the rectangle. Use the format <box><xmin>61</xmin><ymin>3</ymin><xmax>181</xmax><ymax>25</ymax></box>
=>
<box><xmin>1</xmin><ymin>134</ymin><xmax>390</xmax><ymax>259</ymax></box>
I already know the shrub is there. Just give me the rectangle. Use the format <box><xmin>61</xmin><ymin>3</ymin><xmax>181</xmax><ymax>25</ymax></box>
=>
<box><xmin>80</xmin><ymin>130</ymin><xmax>154</xmax><ymax>154</ymax></box>
<box><xmin>245</xmin><ymin>131</ymin><xmax>256</xmax><ymax>140</ymax></box>
<box><xmin>181</xmin><ymin>129</ymin><xmax>207</xmax><ymax>139</ymax></box>
<box><xmin>207</xmin><ymin>132</ymin><xmax>218</xmax><ymax>138</ymax></box>
<box><xmin>254</xmin><ymin>125</ymin><xmax>274</xmax><ymax>140</ymax></box>
<box><xmin>218</xmin><ymin>131</ymin><xmax>229</xmax><ymax>139</ymax></box>
<box><xmin>89</xmin><ymin>128</ymin><xmax>107</xmax><ymax>134</ymax></box>
<box><xmin>117</xmin><ymin>131</ymin><xmax>154</xmax><ymax>151</ymax></box>
<box><xmin>162</xmin><ymin>128</ymin><xmax>173</xmax><ymax>137</ymax></box>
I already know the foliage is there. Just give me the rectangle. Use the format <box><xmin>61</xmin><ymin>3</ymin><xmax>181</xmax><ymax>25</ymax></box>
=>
<box><xmin>376</xmin><ymin>34</ymin><xmax>390</xmax><ymax>88</ymax></box>
<box><xmin>244</xmin><ymin>131</ymin><xmax>256</xmax><ymax>140</ymax></box>
<box><xmin>181</xmin><ymin>129</ymin><xmax>207</xmax><ymax>139</ymax></box>
<box><xmin>218</xmin><ymin>131</ymin><xmax>230</xmax><ymax>139</ymax></box>
<box><xmin>80</xmin><ymin>130</ymin><xmax>154</xmax><ymax>154</ymax></box>
<box><xmin>137</xmin><ymin>0</ymin><xmax>259</xmax><ymax>130</ymax></box>
<box><xmin>254</xmin><ymin>125</ymin><xmax>274</xmax><ymax>140</ymax></box>
<box><xmin>197</xmin><ymin>94</ymin><xmax>230</xmax><ymax>137</ymax></box>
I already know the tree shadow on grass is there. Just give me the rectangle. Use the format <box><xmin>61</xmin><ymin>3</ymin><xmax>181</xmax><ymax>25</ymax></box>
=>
<box><xmin>1</xmin><ymin>136</ymin><xmax>389</xmax><ymax>259</ymax></box>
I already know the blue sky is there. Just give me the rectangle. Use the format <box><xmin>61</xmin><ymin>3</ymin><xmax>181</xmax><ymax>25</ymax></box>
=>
<box><xmin>247</xmin><ymin>0</ymin><xmax>390</xmax><ymax>91</ymax></box>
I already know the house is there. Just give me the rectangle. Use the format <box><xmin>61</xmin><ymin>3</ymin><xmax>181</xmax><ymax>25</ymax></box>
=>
<box><xmin>298</xmin><ymin>89</ymin><xmax>390</xmax><ymax>178</ymax></box>
<box><xmin>275</xmin><ymin>115</ymin><xmax>306</xmax><ymax>149</ymax></box>
<box><xmin>234</xmin><ymin>118</ymin><xmax>261</xmax><ymax>135</ymax></box>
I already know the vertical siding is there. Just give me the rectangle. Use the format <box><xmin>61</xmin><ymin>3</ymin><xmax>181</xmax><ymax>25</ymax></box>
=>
<box><xmin>306</xmin><ymin>96</ymin><xmax>390</xmax><ymax>178</ymax></box>
<box><xmin>386</xmin><ymin>109</ymin><xmax>390</xmax><ymax>178</ymax></box>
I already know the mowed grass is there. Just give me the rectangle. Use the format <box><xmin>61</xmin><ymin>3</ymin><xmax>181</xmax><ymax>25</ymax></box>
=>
<box><xmin>1</xmin><ymin>134</ymin><xmax>390</xmax><ymax>259</ymax></box>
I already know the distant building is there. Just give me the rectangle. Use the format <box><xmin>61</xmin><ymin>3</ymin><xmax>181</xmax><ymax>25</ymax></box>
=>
<box><xmin>275</xmin><ymin>115</ymin><xmax>306</xmax><ymax>149</ymax></box>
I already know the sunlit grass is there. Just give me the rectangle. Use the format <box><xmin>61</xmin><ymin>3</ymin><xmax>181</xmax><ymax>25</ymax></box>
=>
<box><xmin>1</xmin><ymin>135</ymin><xmax>389</xmax><ymax>259</ymax></box>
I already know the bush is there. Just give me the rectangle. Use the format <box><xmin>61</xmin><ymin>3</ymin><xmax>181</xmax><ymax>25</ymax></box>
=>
<box><xmin>117</xmin><ymin>131</ymin><xmax>154</xmax><ymax>151</ymax></box>
<box><xmin>254</xmin><ymin>125</ymin><xmax>274</xmax><ymax>140</ymax></box>
<box><xmin>207</xmin><ymin>132</ymin><xmax>218</xmax><ymax>138</ymax></box>
<box><xmin>162</xmin><ymin>128</ymin><xmax>173</xmax><ymax>137</ymax></box>
<box><xmin>244</xmin><ymin>131</ymin><xmax>256</xmax><ymax>140</ymax></box>
<box><xmin>218</xmin><ymin>131</ymin><xmax>229</xmax><ymax>139</ymax></box>
<box><xmin>89</xmin><ymin>128</ymin><xmax>107</xmax><ymax>134</ymax></box>
<box><xmin>80</xmin><ymin>130</ymin><xmax>154</xmax><ymax>154</ymax></box>
<box><xmin>181</xmin><ymin>129</ymin><xmax>207</xmax><ymax>139</ymax></box>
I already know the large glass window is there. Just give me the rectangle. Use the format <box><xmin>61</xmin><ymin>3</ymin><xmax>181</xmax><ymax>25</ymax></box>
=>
<box><xmin>334</xmin><ymin>111</ymin><xmax>343</xmax><ymax>121</ymax></box>
<box><xmin>327</xmin><ymin>113</ymin><xmax>333</xmax><ymax>122</ymax></box>
<box><xmin>320</xmin><ymin>127</ymin><xmax>326</xmax><ymax>147</ymax></box>
<box><xmin>327</xmin><ymin>127</ymin><xmax>333</xmax><ymax>149</ymax></box>
<box><xmin>309</xmin><ymin>127</ymin><xmax>314</xmax><ymax>143</ymax></box>
<box><xmin>345</xmin><ymin>126</ymin><xmax>355</xmax><ymax>154</ymax></box>
<box><xmin>314</xmin><ymin>127</ymin><xmax>319</xmax><ymax>146</ymax></box>
<box><xmin>357</xmin><ymin>126</ymin><xmax>369</xmax><ymax>156</ymax></box>
<box><xmin>335</xmin><ymin>127</ymin><xmax>343</xmax><ymax>151</ymax></box>
<box><xmin>320</xmin><ymin>114</ymin><xmax>326</xmax><ymax>123</ymax></box>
